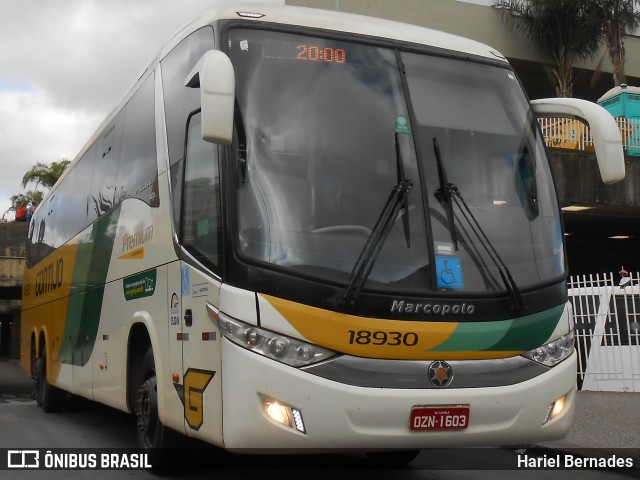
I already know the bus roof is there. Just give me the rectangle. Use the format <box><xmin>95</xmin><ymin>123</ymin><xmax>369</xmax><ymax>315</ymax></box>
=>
<box><xmin>160</xmin><ymin>3</ymin><xmax>508</xmax><ymax>63</ymax></box>
<box><xmin>54</xmin><ymin>3</ymin><xmax>509</xmax><ymax>191</ymax></box>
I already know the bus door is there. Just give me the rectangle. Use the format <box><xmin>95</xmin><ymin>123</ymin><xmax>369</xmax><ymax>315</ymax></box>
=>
<box><xmin>173</xmin><ymin>111</ymin><xmax>224</xmax><ymax>442</ymax></box>
<box><xmin>176</xmin><ymin>263</ymin><xmax>223</xmax><ymax>443</ymax></box>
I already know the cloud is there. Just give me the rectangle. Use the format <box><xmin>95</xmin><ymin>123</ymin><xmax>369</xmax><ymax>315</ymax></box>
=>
<box><xmin>0</xmin><ymin>0</ymin><xmax>221</xmax><ymax>219</ymax></box>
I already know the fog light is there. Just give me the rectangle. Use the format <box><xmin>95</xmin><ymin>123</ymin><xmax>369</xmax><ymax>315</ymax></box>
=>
<box><xmin>544</xmin><ymin>394</ymin><xmax>567</xmax><ymax>424</ymax></box>
<box><xmin>262</xmin><ymin>398</ymin><xmax>306</xmax><ymax>433</ymax></box>
<box><xmin>265</xmin><ymin>400</ymin><xmax>290</xmax><ymax>426</ymax></box>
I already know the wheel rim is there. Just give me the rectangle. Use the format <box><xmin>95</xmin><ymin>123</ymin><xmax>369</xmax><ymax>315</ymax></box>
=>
<box><xmin>137</xmin><ymin>376</ymin><xmax>158</xmax><ymax>448</ymax></box>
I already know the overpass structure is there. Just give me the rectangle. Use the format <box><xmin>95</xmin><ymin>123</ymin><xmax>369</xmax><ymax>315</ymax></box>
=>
<box><xmin>0</xmin><ymin>222</ymin><xmax>28</xmax><ymax>359</ymax></box>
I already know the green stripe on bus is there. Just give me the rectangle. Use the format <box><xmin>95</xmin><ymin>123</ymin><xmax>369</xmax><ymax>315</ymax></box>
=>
<box><xmin>57</xmin><ymin>207</ymin><xmax>121</xmax><ymax>366</ymax></box>
<box><xmin>429</xmin><ymin>304</ymin><xmax>564</xmax><ymax>353</ymax></box>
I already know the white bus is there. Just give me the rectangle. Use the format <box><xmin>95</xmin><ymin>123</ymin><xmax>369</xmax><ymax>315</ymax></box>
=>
<box><xmin>21</xmin><ymin>3</ymin><xmax>624</xmax><ymax>466</ymax></box>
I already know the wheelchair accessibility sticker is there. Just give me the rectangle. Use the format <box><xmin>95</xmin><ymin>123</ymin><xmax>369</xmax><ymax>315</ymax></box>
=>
<box><xmin>436</xmin><ymin>256</ymin><xmax>463</xmax><ymax>288</ymax></box>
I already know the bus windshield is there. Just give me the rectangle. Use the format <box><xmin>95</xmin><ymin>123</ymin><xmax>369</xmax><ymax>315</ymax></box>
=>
<box><xmin>229</xmin><ymin>28</ymin><xmax>564</xmax><ymax>296</ymax></box>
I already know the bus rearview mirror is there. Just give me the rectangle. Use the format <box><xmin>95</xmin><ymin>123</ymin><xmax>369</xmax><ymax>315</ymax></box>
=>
<box><xmin>185</xmin><ymin>50</ymin><xmax>235</xmax><ymax>145</ymax></box>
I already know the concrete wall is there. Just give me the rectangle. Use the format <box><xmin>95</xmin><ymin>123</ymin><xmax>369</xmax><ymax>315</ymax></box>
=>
<box><xmin>0</xmin><ymin>222</ymin><xmax>28</xmax><ymax>358</ymax></box>
<box><xmin>0</xmin><ymin>222</ymin><xmax>28</xmax><ymax>289</ymax></box>
<box><xmin>550</xmin><ymin>150</ymin><xmax>640</xmax><ymax>207</ymax></box>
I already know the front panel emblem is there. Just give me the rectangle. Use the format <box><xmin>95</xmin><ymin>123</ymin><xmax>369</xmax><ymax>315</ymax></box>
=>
<box><xmin>428</xmin><ymin>361</ymin><xmax>453</xmax><ymax>388</ymax></box>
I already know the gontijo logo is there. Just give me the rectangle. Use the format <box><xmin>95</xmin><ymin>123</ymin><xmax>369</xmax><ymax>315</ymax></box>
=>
<box><xmin>35</xmin><ymin>258</ymin><xmax>63</xmax><ymax>297</ymax></box>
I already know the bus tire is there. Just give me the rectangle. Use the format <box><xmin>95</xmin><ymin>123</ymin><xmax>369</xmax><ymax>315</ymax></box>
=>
<box><xmin>365</xmin><ymin>449</ymin><xmax>421</xmax><ymax>466</ymax></box>
<box><xmin>35</xmin><ymin>350</ymin><xmax>64</xmax><ymax>413</ymax></box>
<box><xmin>136</xmin><ymin>346</ymin><xmax>177</xmax><ymax>470</ymax></box>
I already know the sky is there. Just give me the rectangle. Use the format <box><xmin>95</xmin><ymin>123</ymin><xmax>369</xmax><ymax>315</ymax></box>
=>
<box><xmin>0</xmin><ymin>0</ymin><xmax>283</xmax><ymax>221</ymax></box>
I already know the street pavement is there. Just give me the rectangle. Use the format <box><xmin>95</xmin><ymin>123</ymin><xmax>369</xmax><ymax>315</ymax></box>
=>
<box><xmin>0</xmin><ymin>356</ymin><xmax>32</xmax><ymax>403</ymax></box>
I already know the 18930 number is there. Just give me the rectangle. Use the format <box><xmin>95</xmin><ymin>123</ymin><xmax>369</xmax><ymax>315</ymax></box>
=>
<box><xmin>348</xmin><ymin>330</ymin><xmax>418</xmax><ymax>346</ymax></box>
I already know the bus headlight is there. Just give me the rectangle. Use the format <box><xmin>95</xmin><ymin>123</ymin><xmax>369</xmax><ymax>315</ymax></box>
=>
<box><xmin>207</xmin><ymin>304</ymin><xmax>338</xmax><ymax>367</ymax></box>
<box><xmin>522</xmin><ymin>331</ymin><xmax>574</xmax><ymax>367</ymax></box>
<box><xmin>262</xmin><ymin>396</ymin><xmax>306</xmax><ymax>433</ymax></box>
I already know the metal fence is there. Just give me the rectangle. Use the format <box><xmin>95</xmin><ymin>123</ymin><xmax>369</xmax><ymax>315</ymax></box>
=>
<box><xmin>568</xmin><ymin>272</ymin><xmax>640</xmax><ymax>392</ymax></box>
<box><xmin>538</xmin><ymin>116</ymin><xmax>640</xmax><ymax>155</ymax></box>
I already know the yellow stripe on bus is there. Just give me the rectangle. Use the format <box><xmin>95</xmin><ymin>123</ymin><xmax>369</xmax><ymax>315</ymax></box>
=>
<box><xmin>22</xmin><ymin>242</ymin><xmax>80</xmax><ymax>382</ymax></box>
<box><xmin>262</xmin><ymin>294</ymin><xmax>458</xmax><ymax>360</ymax></box>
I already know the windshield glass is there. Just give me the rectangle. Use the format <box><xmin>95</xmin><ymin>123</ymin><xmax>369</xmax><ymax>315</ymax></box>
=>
<box><xmin>228</xmin><ymin>28</ymin><xmax>564</xmax><ymax>295</ymax></box>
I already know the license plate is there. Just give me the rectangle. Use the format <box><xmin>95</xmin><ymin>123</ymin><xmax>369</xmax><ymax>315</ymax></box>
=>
<box><xmin>410</xmin><ymin>405</ymin><xmax>470</xmax><ymax>431</ymax></box>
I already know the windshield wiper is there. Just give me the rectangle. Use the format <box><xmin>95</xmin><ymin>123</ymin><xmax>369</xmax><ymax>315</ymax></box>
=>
<box><xmin>433</xmin><ymin>138</ymin><xmax>458</xmax><ymax>251</ymax></box>
<box><xmin>432</xmin><ymin>137</ymin><xmax>525</xmax><ymax>312</ymax></box>
<box><xmin>341</xmin><ymin>133</ymin><xmax>413</xmax><ymax>307</ymax></box>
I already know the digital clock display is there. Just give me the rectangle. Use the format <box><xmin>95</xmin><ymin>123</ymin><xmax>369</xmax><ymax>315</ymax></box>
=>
<box><xmin>262</xmin><ymin>39</ymin><xmax>352</xmax><ymax>65</ymax></box>
<box><xmin>296</xmin><ymin>44</ymin><xmax>347</xmax><ymax>63</ymax></box>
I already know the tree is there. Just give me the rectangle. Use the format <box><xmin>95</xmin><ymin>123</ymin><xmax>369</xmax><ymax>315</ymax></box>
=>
<box><xmin>10</xmin><ymin>191</ymin><xmax>43</xmax><ymax>208</ymax></box>
<box><xmin>7</xmin><ymin>159</ymin><xmax>70</xmax><ymax>214</ymax></box>
<box><xmin>21</xmin><ymin>159</ymin><xmax>70</xmax><ymax>191</ymax></box>
<box><xmin>590</xmin><ymin>0</ymin><xmax>640</xmax><ymax>87</ymax></box>
<box><xmin>493</xmin><ymin>0</ymin><xmax>604</xmax><ymax>97</ymax></box>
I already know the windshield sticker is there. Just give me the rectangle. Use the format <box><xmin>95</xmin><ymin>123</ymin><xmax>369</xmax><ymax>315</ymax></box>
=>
<box><xmin>395</xmin><ymin>115</ymin><xmax>411</xmax><ymax>134</ymax></box>
<box><xmin>170</xmin><ymin>293</ymin><xmax>180</xmax><ymax>326</ymax></box>
<box><xmin>436</xmin><ymin>256</ymin><xmax>463</xmax><ymax>289</ymax></box>
<box><xmin>192</xmin><ymin>283</ymin><xmax>209</xmax><ymax>298</ymax></box>
<box><xmin>182</xmin><ymin>266</ymin><xmax>190</xmax><ymax>296</ymax></box>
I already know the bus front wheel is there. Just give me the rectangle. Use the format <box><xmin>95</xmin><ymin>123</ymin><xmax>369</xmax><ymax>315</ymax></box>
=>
<box><xmin>136</xmin><ymin>347</ymin><xmax>176</xmax><ymax>469</ymax></box>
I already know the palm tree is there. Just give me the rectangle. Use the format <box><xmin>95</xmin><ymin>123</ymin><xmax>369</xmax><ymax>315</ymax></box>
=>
<box><xmin>590</xmin><ymin>0</ymin><xmax>640</xmax><ymax>87</ymax></box>
<box><xmin>21</xmin><ymin>159</ymin><xmax>70</xmax><ymax>191</ymax></box>
<box><xmin>493</xmin><ymin>0</ymin><xmax>603</xmax><ymax>97</ymax></box>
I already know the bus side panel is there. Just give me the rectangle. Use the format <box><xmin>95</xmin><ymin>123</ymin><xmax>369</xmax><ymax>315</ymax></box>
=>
<box><xmin>163</xmin><ymin>261</ymin><xmax>188</xmax><ymax>435</ymax></box>
<box><xmin>90</xmin><ymin>263</ymin><xmax>167</xmax><ymax>413</ymax></box>
<box><xmin>21</xmin><ymin>240</ymin><xmax>82</xmax><ymax>390</ymax></box>
<box><xmin>91</xmin><ymin>167</ymin><xmax>180</xmax><ymax>414</ymax></box>
<box><xmin>177</xmin><ymin>265</ymin><xmax>223</xmax><ymax>446</ymax></box>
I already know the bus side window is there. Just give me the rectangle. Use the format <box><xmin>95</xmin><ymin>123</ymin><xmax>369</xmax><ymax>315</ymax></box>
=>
<box><xmin>117</xmin><ymin>74</ymin><xmax>158</xmax><ymax>206</ymax></box>
<box><xmin>182</xmin><ymin>111</ymin><xmax>221</xmax><ymax>269</ymax></box>
<box><xmin>90</xmin><ymin>112</ymin><xmax>124</xmax><ymax>218</ymax></box>
<box><xmin>161</xmin><ymin>26</ymin><xmax>215</xmax><ymax>234</ymax></box>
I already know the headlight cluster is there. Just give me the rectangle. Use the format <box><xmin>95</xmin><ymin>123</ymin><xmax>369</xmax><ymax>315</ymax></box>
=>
<box><xmin>207</xmin><ymin>304</ymin><xmax>337</xmax><ymax>367</ymax></box>
<box><xmin>522</xmin><ymin>331</ymin><xmax>574</xmax><ymax>367</ymax></box>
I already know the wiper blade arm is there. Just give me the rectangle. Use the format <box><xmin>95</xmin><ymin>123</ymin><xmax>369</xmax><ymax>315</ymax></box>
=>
<box><xmin>452</xmin><ymin>187</ymin><xmax>524</xmax><ymax>311</ymax></box>
<box><xmin>396</xmin><ymin>132</ymin><xmax>412</xmax><ymax>248</ymax></box>
<box><xmin>341</xmin><ymin>134</ymin><xmax>413</xmax><ymax>307</ymax></box>
<box><xmin>341</xmin><ymin>179</ymin><xmax>412</xmax><ymax>307</ymax></box>
<box><xmin>432</xmin><ymin>137</ymin><xmax>524</xmax><ymax>312</ymax></box>
<box><xmin>433</xmin><ymin>138</ymin><xmax>459</xmax><ymax>251</ymax></box>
